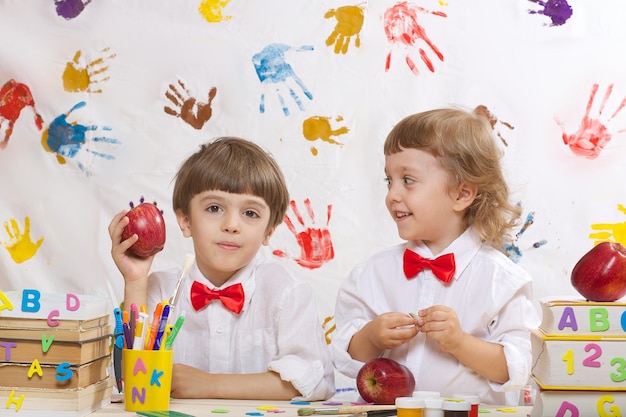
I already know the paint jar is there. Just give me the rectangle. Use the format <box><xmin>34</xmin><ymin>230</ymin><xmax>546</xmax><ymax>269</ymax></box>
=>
<box><xmin>396</xmin><ymin>397</ymin><xmax>425</xmax><ymax>417</ymax></box>
<box><xmin>452</xmin><ymin>394</ymin><xmax>479</xmax><ymax>417</ymax></box>
<box><xmin>123</xmin><ymin>348</ymin><xmax>173</xmax><ymax>411</ymax></box>
<box><xmin>412</xmin><ymin>392</ymin><xmax>442</xmax><ymax>417</ymax></box>
<box><xmin>442</xmin><ymin>398</ymin><xmax>470</xmax><ymax>417</ymax></box>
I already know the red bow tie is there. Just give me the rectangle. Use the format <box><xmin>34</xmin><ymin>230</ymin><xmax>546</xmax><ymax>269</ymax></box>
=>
<box><xmin>403</xmin><ymin>249</ymin><xmax>456</xmax><ymax>283</ymax></box>
<box><xmin>190</xmin><ymin>281</ymin><xmax>245</xmax><ymax>314</ymax></box>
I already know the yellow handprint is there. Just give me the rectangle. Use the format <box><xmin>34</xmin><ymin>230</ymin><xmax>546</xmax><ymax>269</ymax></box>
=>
<box><xmin>63</xmin><ymin>47</ymin><xmax>116</xmax><ymax>94</ymax></box>
<box><xmin>324</xmin><ymin>5</ymin><xmax>365</xmax><ymax>54</ymax></box>
<box><xmin>589</xmin><ymin>204</ymin><xmax>626</xmax><ymax>245</ymax></box>
<box><xmin>302</xmin><ymin>115</ymin><xmax>349</xmax><ymax>155</ymax></box>
<box><xmin>198</xmin><ymin>0</ymin><xmax>232</xmax><ymax>23</ymax></box>
<box><xmin>1</xmin><ymin>217</ymin><xmax>44</xmax><ymax>264</ymax></box>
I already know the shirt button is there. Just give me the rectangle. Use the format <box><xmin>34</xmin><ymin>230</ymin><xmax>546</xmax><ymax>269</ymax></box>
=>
<box><xmin>216</xmin><ymin>326</ymin><xmax>224</xmax><ymax>334</ymax></box>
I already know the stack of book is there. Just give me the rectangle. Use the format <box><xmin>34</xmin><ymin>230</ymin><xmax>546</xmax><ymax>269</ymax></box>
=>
<box><xmin>530</xmin><ymin>297</ymin><xmax>626</xmax><ymax>417</ymax></box>
<box><xmin>0</xmin><ymin>290</ymin><xmax>113</xmax><ymax>416</ymax></box>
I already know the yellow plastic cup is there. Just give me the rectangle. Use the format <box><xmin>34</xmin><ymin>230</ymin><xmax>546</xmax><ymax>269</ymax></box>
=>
<box><xmin>123</xmin><ymin>348</ymin><xmax>173</xmax><ymax>412</ymax></box>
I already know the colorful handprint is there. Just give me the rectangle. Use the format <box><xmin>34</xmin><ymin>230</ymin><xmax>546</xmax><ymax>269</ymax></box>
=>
<box><xmin>41</xmin><ymin>101</ymin><xmax>120</xmax><ymax>176</ymax></box>
<box><xmin>164</xmin><ymin>80</ymin><xmax>217</xmax><ymax>130</ymax></box>
<box><xmin>559</xmin><ymin>83</ymin><xmax>626</xmax><ymax>160</ymax></box>
<box><xmin>502</xmin><ymin>209</ymin><xmax>547</xmax><ymax>263</ymax></box>
<box><xmin>198</xmin><ymin>0</ymin><xmax>232</xmax><ymax>23</ymax></box>
<box><xmin>589</xmin><ymin>204</ymin><xmax>626</xmax><ymax>246</ymax></box>
<box><xmin>527</xmin><ymin>0</ymin><xmax>573</xmax><ymax>27</ymax></box>
<box><xmin>383</xmin><ymin>2</ymin><xmax>446</xmax><ymax>75</ymax></box>
<box><xmin>252</xmin><ymin>43</ymin><xmax>313</xmax><ymax>116</ymax></box>
<box><xmin>0</xmin><ymin>217</ymin><xmax>43</xmax><ymax>264</ymax></box>
<box><xmin>324</xmin><ymin>5</ymin><xmax>365</xmax><ymax>54</ymax></box>
<box><xmin>0</xmin><ymin>79</ymin><xmax>44</xmax><ymax>149</ymax></box>
<box><xmin>474</xmin><ymin>105</ymin><xmax>514</xmax><ymax>147</ymax></box>
<box><xmin>322</xmin><ymin>315</ymin><xmax>336</xmax><ymax>345</ymax></box>
<box><xmin>302</xmin><ymin>115</ymin><xmax>349</xmax><ymax>155</ymax></box>
<box><xmin>63</xmin><ymin>48</ymin><xmax>116</xmax><ymax>94</ymax></box>
<box><xmin>272</xmin><ymin>199</ymin><xmax>334</xmax><ymax>269</ymax></box>
<box><xmin>55</xmin><ymin>0</ymin><xmax>92</xmax><ymax>20</ymax></box>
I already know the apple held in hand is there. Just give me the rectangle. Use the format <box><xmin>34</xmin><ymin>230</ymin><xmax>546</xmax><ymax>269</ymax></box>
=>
<box><xmin>122</xmin><ymin>198</ymin><xmax>166</xmax><ymax>258</ymax></box>
<box><xmin>571</xmin><ymin>242</ymin><xmax>626</xmax><ymax>302</ymax></box>
<box><xmin>356</xmin><ymin>358</ymin><xmax>415</xmax><ymax>405</ymax></box>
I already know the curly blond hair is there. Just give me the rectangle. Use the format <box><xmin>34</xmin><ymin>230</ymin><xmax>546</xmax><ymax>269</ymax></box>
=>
<box><xmin>384</xmin><ymin>108</ymin><xmax>521</xmax><ymax>249</ymax></box>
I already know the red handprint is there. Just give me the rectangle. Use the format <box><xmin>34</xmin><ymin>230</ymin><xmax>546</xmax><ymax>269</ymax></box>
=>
<box><xmin>559</xmin><ymin>83</ymin><xmax>626</xmax><ymax>159</ymax></box>
<box><xmin>0</xmin><ymin>79</ymin><xmax>44</xmax><ymax>149</ymax></box>
<box><xmin>272</xmin><ymin>199</ymin><xmax>334</xmax><ymax>270</ymax></box>
<box><xmin>383</xmin><ymin>2</ymin><xmax>447</xmax><ymax>75</ymax></box>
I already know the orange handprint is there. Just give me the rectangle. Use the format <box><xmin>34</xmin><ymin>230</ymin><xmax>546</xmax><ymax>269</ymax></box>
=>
<box><xmin>302</xmin><ymin>115</ymin><xmax>349</xmax><ymax>155</ymax></box>
<box><xmin>0</xmin><ymin>217</ymin><xmax>44</xmax><ymax>264</ymax></box>
<box><xmin>272</xmin><ymin>199</ymin><xmax>334</xmax><ymax>270</ymax></box>
<box><xmin>164</xmin><ymin>80</ymin><xmax>217</xmax><ymax>130</ymax></box>
<box><xmin>324</xmin><ymin>5</ymin><xmax>365</xmax><ymax>54</ymax></box>
<box><xmin>558</xmin><ymin>83</ymin><xmax>626</xmax><ymax>159</ymax></box>
<box><xmin>62</xmin><ymin>48</ymin><xmax>116</xmax><ymax>94</ymax></box>
<box><xmin>589</xmin><ymin>204</ymin><xmax>626</xmax><ymax>246</ymax></box>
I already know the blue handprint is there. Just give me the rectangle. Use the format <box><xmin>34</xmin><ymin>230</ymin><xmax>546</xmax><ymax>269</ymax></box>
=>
<box><xmin>41</xmin><ymin>101</ymin><xmax>120</xmax><ymax>175</ymax></box>
<box><xmin>252</xmin><ymin>43</ymin><xmax>313</xmax><ymax>116</ymax></box>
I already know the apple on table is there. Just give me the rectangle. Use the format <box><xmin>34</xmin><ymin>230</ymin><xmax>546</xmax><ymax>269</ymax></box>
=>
<box><xmin>570</xmin><ymin>241</ymin><xmax>626</xmax><ymax>302</ymax></box>
<box><xmin>356</xmin><ymin>358</ymin><xmax>415</xmax><ymax>405</ymax></box>
<box><xmin>122</xmin><ymin>197</ymin><xmax>166</xmax><ymax>258</ymax></box>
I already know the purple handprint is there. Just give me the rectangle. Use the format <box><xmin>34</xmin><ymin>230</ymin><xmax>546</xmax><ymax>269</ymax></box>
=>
<box><xmin>252</xmin><ymin>43</ymin><xmax>313</xmax><ymax>116</ymax></box>
<box><xmin>528</xmin><ymin>0</ymin><xmax>573</xmax><ymax>27</ymax></box>
<box><xmin>41</xmin><ymin>101</ymin><xmax>120</xmax><ymax>175</ymax></box>
<box><xmin>55</xmin><ymin>0</ymin><xmax>92</xmax><ymax>20</ymax></box>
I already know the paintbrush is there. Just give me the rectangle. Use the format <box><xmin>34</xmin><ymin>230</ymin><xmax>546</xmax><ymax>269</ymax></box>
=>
<box><xmin>167</xmin><ymin>253</ymin><xmax>195</xmax><ymax>323</ymax></box>
<box><xmin>297</xmin><ymin>405</ymin><xmax>397</xmax><ymax>416</ymax></box>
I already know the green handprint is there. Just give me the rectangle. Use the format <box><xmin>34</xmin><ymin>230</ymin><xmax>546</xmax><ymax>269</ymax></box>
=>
<box><xmin>1</xmin><ymin>217</ymin><xmax>44</xmax><ymax>264</ymax></box>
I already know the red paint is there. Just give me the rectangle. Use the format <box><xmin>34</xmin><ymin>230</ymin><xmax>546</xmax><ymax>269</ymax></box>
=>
<box><xmin>0</xmin><ymin>79</ymin><xmax>44</xmax><ymax>149</ymax></box>
<box><xmin>561</xmin><ymin>83</ymin><xmax>626</xmax><ymax>159</ymax></box>
<box><xmin>383</xmin><ymin>2</ymin><xmax>446</xmax><ymax>75</ymax></box>
<box><xmin>272</xmin><ymin>199</ymin><xmax>334</xmax><ymax>270</ymax></box>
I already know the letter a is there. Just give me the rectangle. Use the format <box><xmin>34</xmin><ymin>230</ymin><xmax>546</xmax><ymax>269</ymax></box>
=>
<box><xmin>558</xmin><ymin>307</ymin><xmax>578</xmax><ymax>331</ymax></box>
<box><xmin>0</xmin><ymin>290</ymin><xmax>14</xmax><ymax>313</ymax></box>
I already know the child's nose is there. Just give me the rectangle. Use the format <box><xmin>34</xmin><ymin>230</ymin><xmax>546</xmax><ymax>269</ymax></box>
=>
<box><xmin>222</xmin><ymin>213</ymin><xmax>240</xmax><ymax>233</ymax></box>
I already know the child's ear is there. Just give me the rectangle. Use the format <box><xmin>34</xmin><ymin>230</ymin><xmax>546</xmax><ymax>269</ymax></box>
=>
<box><xmin>262</xmin><ymin>227</ymin><xmax>276</xmax><ymax>246</ymax></box>
<box><xmin>454</xmin><ymin>182</ymin><xmax>478</xmax><ymax>211</ymax></box>
<box><xmin>176</xmin><ymin>209</ymin><xmax>192</xmax><ymax>238</ymax></box>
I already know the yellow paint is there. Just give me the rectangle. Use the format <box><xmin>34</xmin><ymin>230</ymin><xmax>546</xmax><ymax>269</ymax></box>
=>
<box><xmin>62</xmin><ymin>48</ymin><xmax>116</xmax><ymax>93</ymax></box>
<box><xmin>198</xmin><ymin>0</ymin><xmax>232</xmax><ymax>23</ymax></box>
<box><xmin>589</xmin><ymin>204</ymin><xmax>626</xmax><ymax>245</ymax></box>
<box><xmin>325</xmin><ymin>5</ymin><xmax>365</xmax><ymax>54</ymax></box>
<box><xmin>1</xmin><ymin>217</ymin><xmax>44</xmax><ymax>263</ymax></box>
<box><xmin>302</xmin><ymin>116</ymin><xmax>349</xmax><ymax>150</ymax></box>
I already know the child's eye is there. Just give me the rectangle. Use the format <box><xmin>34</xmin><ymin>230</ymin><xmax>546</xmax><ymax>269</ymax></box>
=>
<box><xmin>243</xmin><ymin>210</ymin><xmax>260</xmax><ymax>218</ymax></box>
<box><xmin>206</xmin><ymin>205</ymin><xmax>221</xmax><ymax>213</ymax></box>
<box><xmin>403</xmin><ymin>176</ymin><xmax>415</xmax><ymax>185</ymax></box>
<box><xmin>384</xmin><ymin>177</ymin><xmax>391</xmax><ymax>186</ymax></box>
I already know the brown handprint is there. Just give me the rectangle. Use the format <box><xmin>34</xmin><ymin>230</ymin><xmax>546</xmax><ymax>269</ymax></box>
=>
<box><xmin>164</xmin><ymin>80</ymin><xmax>217</xmax><ymax>130</ymax></box>
<box><xmin>474</xmin><ymin>105</ymin><xmax>514</xmax><ymax>147</ymax></box>
<box><xmin>272</xmin><ymin>199</ymin><xmax>334</xmax><ymax>270</ymax></box>
<box><xmin>558</xmin><ymin>83</ymin><xmax>626</xmax><ymax>159</ymax></box>
<box><xmin>324</xmin><ymin>5</ymin><xmax>365</xmax><ymax>54</ymax></box>
<box><xmin>0</xmin><ymin>217</ymin><xmax>44</xmax><ymax>264</ymax></box>
<box><xmin>62</xmin><ymin>47</ymin><xmax>116</xmax><ymax>94</ymax></box>
<box><xmin>383</xmin><ymin>2</ymin><xmax>446</xmax><ymax>75</ymax></box>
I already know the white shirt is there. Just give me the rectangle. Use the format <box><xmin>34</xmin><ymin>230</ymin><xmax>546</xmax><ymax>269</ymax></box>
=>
<box><xmin>331</xmin><ymin>228</ymin><xmax>540</xmax><ymax>406</ymax></box>
<box><xmin>146</xmin><ymin>256</ymin><xmax>335</xmax><ymax>401</ymax></box>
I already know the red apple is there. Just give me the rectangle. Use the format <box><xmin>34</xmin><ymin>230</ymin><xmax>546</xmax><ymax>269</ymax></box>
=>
<box><xmin>122</xmin><ymin>198</ymin><xmax>166</xmax><ymax>258</ymax></box>
<box><xmin>571</xmin><ymin>242</ymin><xmax>626</xmax><ymax>302</ymax></box>
<box><xmin>356</xmin><ymin>358</ymin><xmax>415</xmax><ymax>405</ymax></box>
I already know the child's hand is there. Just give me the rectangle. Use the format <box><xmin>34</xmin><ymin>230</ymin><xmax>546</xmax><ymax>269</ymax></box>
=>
<box><xmin>171</xmin><ymin>363</ymin><xmax>210</xmax><ymax>398</ymax></box>
<box><xmin>368</xmin><ymin>312</ymin><xmax>419</xmax><ymax>350</ymax></box>
<box><xmin>107</xmin><ymin>209</ymin><xmax>154</xmax><ymax>283</ymax></box>
<box><xmin>417</xmin><ymin>305</ymin><xmax>465</xmax><ymax>353</ymax></box>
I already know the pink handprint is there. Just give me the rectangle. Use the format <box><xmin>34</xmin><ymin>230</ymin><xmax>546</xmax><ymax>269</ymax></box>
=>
<box><xmin>558</xmin><ymin>83</ymin><xmax>626</xmax><ymax>159</ymax></box>
<box><xmin>383</xmin><ymin>2</ymin><xmax>447</xmax><ymax>75</ymax></box>
<box><xmin>272</xmin><ymin>199</ymin><xmax>334</xmax><ymax>270</ymax></box>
